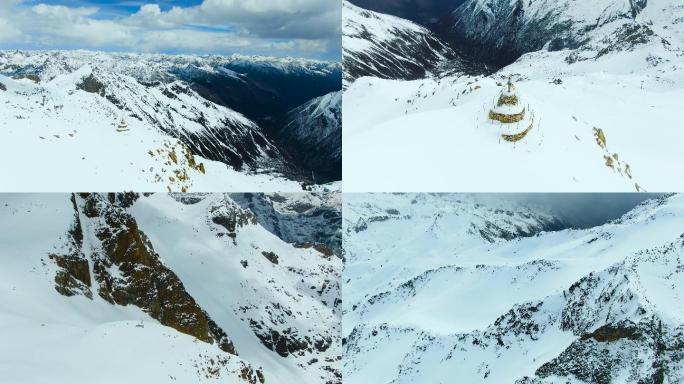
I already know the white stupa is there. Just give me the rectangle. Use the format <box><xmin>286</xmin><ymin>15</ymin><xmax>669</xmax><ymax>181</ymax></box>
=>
<box><xmin>487</xmin><ymin>77</ymin><xmax>535</xmax><ymax>142</ymax></box>
<box><xmin>116</xmin><ymin>116</ymin><xmax>129</xmax><ymax>132</ymax></box>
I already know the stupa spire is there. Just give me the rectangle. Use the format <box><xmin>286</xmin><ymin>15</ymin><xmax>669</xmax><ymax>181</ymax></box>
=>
<box><xmin>486</xmin><ymin>77</ymin><xmax>535</xmax><ymax>142</ymax></box>
<box><xmin>116</xmin><ymin>116</ymin><xmax>129</xmax><ymax>132</ymax></box>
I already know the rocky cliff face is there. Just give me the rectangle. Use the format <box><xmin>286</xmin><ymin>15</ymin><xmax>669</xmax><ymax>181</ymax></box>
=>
<box><xmin>50</xmin><ymin>193</ymin><xmax>238</xmax><ymax>354</ymax></box>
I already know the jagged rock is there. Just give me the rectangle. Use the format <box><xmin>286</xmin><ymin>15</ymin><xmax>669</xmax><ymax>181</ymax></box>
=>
<box><xmin>238</xmin><ymin>365</ymin><xmax>266</xmax><ymax>384</ymax></box>
<box><xmin>81</xmin><ymin>193</ymin><xmax>101</xmax><ymax>218</ymax></box>
<box><xmin>105</xmin><ymin>192</ymin><xmax>140</xmax><ymax>209</ymax></box>
<box><xmin>49</xmin><ymin>254</ymin><xmax>92</xmax><ymax>299</ymax></box>
<box><xmin>48</xmin><ymin>197</ymin><xmax>91</xmax><ymax>298</ymax></box>
<box><xmin>90</xmin><ymin>199</ymin><xmax>233</xmax><ymax>352</ymax></box>
<box><xmin>295</xmin><ymin>242</ymin><xmax>335</xmax><ymax>258</ymax></box>
<box><xmin>581</xmin><ymin>322</ymin><xmax>641</xmax><ymax>342</ymax></box>
<box><xmin>210</xmin><ymin>202</ymin><xmax>257</xmax><ymax>238</ymax></box>
<box><xmin>261</xmin><ymin>251</ymin><xmax>279</xmax><ymax>265</ymax></box>
<box><xmin>50</xmin><ymin>194</ymin><xmax>239</xmax><ymax>355</ymax></box>
<box><xmin>13</xmin><ymin>74</ymin><xmax>40</xmax><ymax>83</ymax></box>
<box><xmin>76</xmin><ymin>74</ymin><xmax>106</xmax><ymax>96</ymax></box>
<box><xmin>536</xmin><ymin>318</ymin><xmax>672</xmax><ymax>384</ymax></box>
<box><xmin>250</xmin><ymin>320</ymin><xmax>332</xmax><ymax>358</ymax></box>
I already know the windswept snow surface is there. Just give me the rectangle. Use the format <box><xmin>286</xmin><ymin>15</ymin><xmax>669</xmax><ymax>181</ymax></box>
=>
<box><xmin>343</xmin><ymin>193</ymin><xmax>684</xmax><ymax>383</ymax></box>
<box><xmin>0</xmin><ymin>193</ymin><xmax>341</xmax><ymax>384</ymax></box>
<box><xmin>343</xmin><ymin>1</ymin><xmax>684</xmax><ymax>192</ymax></box>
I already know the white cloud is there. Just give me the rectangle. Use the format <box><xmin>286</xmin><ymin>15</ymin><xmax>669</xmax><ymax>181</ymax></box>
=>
<box><xmin>126</xmin><ymin>4</ymin><xmax>189</xmax><ymax>29</ymax></box>
<box><xmin>0</xmin><ymin>0</ymin><xmax>341</xmax><ymax>59</ymax></box>
<box><xmin>3</xmin><ymin>4</ymin><xmax>133</xmax><ymax>48</ymax></box>
<box><xmin>0</xmin><ymin>19</ymin><xmax>21</xmax><ymax>43</ymax></box>
<box><xmin>124</xmin><ymin>0</ymin><xmax>341</xmax><ymax>39</ymax></box>
<box><xmin>197</xmin><ymin>0</ymin><xmax>340</xmax><ymax>38</ymax></box>
<box><xmin>31</xmin><ymin>4</ymin><xmax>99</xmax><ymax>19</ymax></box>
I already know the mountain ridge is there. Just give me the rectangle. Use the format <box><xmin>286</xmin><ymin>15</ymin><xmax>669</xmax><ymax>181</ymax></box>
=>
<box><xmin>344</xmin><ymin>194</ymin><xmax>684</xmax><ymax>383</ymax></box>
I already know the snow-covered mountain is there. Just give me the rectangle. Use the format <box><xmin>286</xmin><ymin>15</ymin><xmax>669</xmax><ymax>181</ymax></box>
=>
<box><xmin>348</xmin><ymin>0</ymin><xmax>463</xmax><ymax>29</ymax></box>
<box><xmin>343</xmin><ymin>1</ymin><xmax>684</xmax><ymax>192</ymax></box>
<box><xmin>277</xmin><ymin>91</ymin><xmax>342</xmax><ymax>183</ymax></box>
<box><xmin>343</xmin><ymin>193</ymin><xmax>684</xmax><ymax>383</ymax></box>
<box><xmin>342</xmin><ymin>1</ymin><xmax>480</xmax><ymax>87</ymax></box>
<box><xmin>0</xmin><ymin>193</ymin><xmax>341</xmax><ymax>384</ymax></box>
<box><xmin>0</xmin><ymin>50</ymin><xmax>341</xmax><ymax>95</ymax></box>
<box><xmin>230</xmin><ymin>192</ymin><xmax>342</xmax><ymax>257</ymax></box>
<box><xmin>447</xmin><ymin>0</ymin><xmax>650</xmax><ymax>66</ymax></box>
<box><xmin>0</xmin><ymin>50</ymin><xmax>342</xmax><ymax>191</ymax></box>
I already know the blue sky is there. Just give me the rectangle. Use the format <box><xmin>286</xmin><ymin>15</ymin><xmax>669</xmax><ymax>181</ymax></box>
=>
<box><xmin>0</xmin><ymin>0</ymin><xmax>341</xmax><ymax>60</ymax></box>
<box><xmin>21</xmin><ymin>0</ymin><xmax>203</xmax><ymax>15</ymax></box>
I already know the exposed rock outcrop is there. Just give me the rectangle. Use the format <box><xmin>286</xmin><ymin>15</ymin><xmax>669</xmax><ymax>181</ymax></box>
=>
<box><xmin>76</xmin><ymin>74</ymin><xmax>106</xmax><ymax>96</ymax></box>
<box><xmin>51</xmin><ymin>193</ymin><xmax>238</xmax><ymax>355</ymax></box>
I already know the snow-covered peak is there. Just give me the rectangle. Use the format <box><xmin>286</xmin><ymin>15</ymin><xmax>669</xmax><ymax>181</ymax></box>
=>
<box><xmin>276</xmin><ymin>90</ymin><xmax>343</xmax><ymax>183</ymax></box>
<box><xmin>0</xmin><ymin>49</ymin><xmax>341</xmax><ymax>83</ymax></box>
<box><xmin>344</xmin><ymin>1</ymin><xmax>437</xmax><ymax>45</ymax></box>
<box><xmin>299</xmin><ymin>90</ymin><xmax>343</xmax><ymax>121</ymax></box>
<box><xmin>343</xmin><ymin>1</ymin><xmax>467</xmax><ymax>86</ymax></box>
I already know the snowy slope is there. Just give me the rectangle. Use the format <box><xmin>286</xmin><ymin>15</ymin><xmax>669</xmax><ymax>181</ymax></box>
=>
<box><xmin>343</xmin><ymin>1</ymin><xmax>472</xmax><ymax>87</ymax></box>
<box><xmin>343</xmin><ymin>194</ymin><xmax>684</xmax><ymax>383</ymax></box>
<box><xmin>343</xmin><ymin>1</ymin><xmax>684</xmax><ymax>192</ymax></box>
<box><xmin>278</xmin><ymin>91</ymin><xmax>342</xmax><ymax>183</ymax></box>
<box><xmin>0</xmin><ymin>193</ymin><xmax>341</xmax><ymax>384</ymax></box>
<box><xmin>0</xmin><ymin>50</ymin><xmax>343</xmax><ymax>191</ymax></box>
